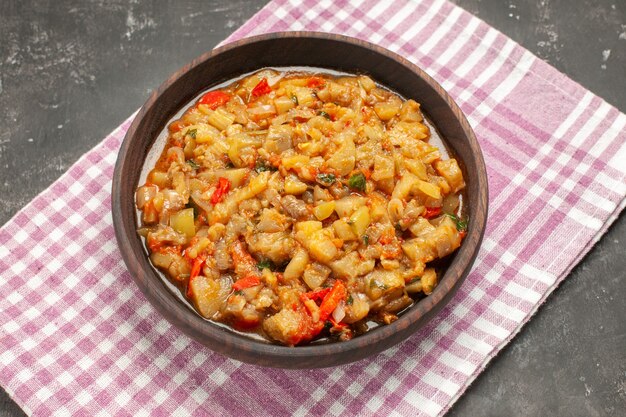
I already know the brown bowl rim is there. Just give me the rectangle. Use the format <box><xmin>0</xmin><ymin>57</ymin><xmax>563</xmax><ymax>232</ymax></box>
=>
<box><xmin>112</xmin><ymin>31</ymin><xmax>488</xmax><ymax>368</ymax></box>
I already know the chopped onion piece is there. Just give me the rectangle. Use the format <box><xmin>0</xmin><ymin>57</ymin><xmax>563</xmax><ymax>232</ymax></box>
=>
<box><xmin>332</xmin><ymin>300</ymin><xmax>346</xmax><ymax>323</ymax></box>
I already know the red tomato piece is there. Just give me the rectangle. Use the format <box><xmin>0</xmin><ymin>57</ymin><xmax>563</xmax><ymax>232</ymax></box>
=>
<box><xmin>199</xmin><ymin>90</ymin><xmax>231</xmax><ymax>110</ymax></box>
<box><xmin>210</xmin><ymin>177</ymin><xmax>231</xmax><ymax>205</ymax></box>
<box><xmin>186</xmin><ymin>256</ymin><xmax>206</xmax><ymax>297</ymax></box>
<box><xmin>251</xmin><ymin>78</ymin><xmax>272</xmax><ymax>97</ymax></box>
<box><xmin>300</xmin><ymin>287</ymin><xmax>331</xmax><ymax>304</ymax></box>
<box><xmin>232</xmin><ymin>275</ymin><xmax>261</xmax><ymax>291</ymax></box>
<box><xmin>423</xmin><ymin>206</ymin><xmax>442</xmax><ymax>219</ymax></box>
<box><xmin>306</xmin><ymin>77</ymin><xmax>325</xmax><ymax>88</ymax></box>
<box><xmin>318</xmin><ymin>280</ymin><xmax>346</xmax><ymax>322</ymax></box>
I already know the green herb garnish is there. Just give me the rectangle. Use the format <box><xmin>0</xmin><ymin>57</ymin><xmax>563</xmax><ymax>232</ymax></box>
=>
<box><xmin>346</xmin><ymin>294</ymin><xmax>354</xmax><ymax>305</ymax></box>
<box><xmin>316</xmin><ymin>173</ymin><xmax>336</xmax><ymax>185</ymax></box>
<box><xmin>445</xmin><ymin>213</ymin><xmax>468</xmax><ymax>231</ymax></box>
<box><xmin>255</xmin><ymin>160</ymin><xmax>276</xmax><ymax>173</ymax></box>
<box><xmin>362</xmin><ymin>235</ymin><xmax>369</xmax><ymax>246</ymax></box>
<box><xmin>290</xmin><ymin>95</ymin><xmax>298</xmax><ymax>105</ymax></box>
<box><xmin>187</xmin><ymin>159</ymin><xmax>201</xmax><ymax>169</ymax></box>
<box><xmin>257</xmin><ymin>259</ymin><xmax>275</xmax><ymax>271</ymax></box>
<box><xmin>318</xmin><ymin>110</ymin><xmax>331</xmax><ymax>120</ymax></box>
<box><xmin>348</xmin><ymin>172</ymin><xmax>366</xmax><ymax>192</ymax></box>
<box><xmin>186</xmin><ymin>128</ymin><xmax>197</xmax><ymax>139</ymax></box>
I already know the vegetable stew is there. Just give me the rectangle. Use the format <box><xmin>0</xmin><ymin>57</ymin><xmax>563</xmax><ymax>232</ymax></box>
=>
<box><xmin>136</xmin><ymin>69</ymin><xmax>467</xmax><ymax>346</ymax></box>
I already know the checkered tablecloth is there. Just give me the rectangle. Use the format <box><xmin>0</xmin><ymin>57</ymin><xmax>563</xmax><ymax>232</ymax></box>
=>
<box><xmin>2</xmin><ymin>0</ymin><xmax>625</xmax><ymax>415</ymax></box>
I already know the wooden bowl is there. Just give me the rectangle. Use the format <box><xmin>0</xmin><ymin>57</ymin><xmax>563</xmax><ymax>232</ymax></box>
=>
<box><xmin>112</xmin><ymin>32</ymin><xmax>488</xmax><ymax>368</ymax></box>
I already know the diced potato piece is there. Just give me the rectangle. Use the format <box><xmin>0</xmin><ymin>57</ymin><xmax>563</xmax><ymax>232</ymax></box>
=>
<box><xmin>374</xmin><ymin>102</ymin><xmax>400</xmax><ymax>121</ymax></box>
<box><xmin>150</xmin><ymin>251</ymin><xmax>191</xmax><ymax>280</ymax></box>
<box><xmin>333</xmin><ymin>219</ymin><xmax>357</xmax><ymax>240</ymax></box>
<box><xmin>136</xmin><ymin>185</ymin><xmax>157</xmax><ymax>210</ymax></box>
<box><xmin>362</xmin><ymin>123</ymin><xmax>384</xmax><ymax>142</ymax></box>
<box><xmin>302</xmin><ymin>263</ymin><xmax>331</xmax><ymax>290</ymax></box>
<box><xmin>264</xmin><ymin>125</ymin><xmax>293</xmax><ymax>153</ymax></box>
<box><xmin>211</xmin><ymin>168</ymin><xmax>249</xmax><ymax>188</ymax></box>
<box><xmin>388</xmin><ymin>122</ymin><xmax>429</xmax><ymax>145</ymax></box>
<box><xmin>329</xmin><ymin>252</ymin><xmax>375</xmax><ymax>280</ymax></box>
<box><xmin>148</xmin><ymin>170</ymin><xmax>170</xmax><ymax>189</ymax></box>
<box><xmin>398</xmin><ymin>99</ymin><xmax>423</xmax><ymax>123</ymax></box>
<box><xmin>415</xmin><ymin>180</ymin><xmax>441</xmax><ymax>200</ymax></box>
<box><xmin>257</xmin><ymin>208</ymin><xmax>290</xmax><ymax>233</ymax></box>
<box><xmin>405</xmin><ymin>278</ymin><xmax>423</xmax><ymax>294</ymax></box>
<box><xmin>334</xmin><ymin>196</ymin><xmax>367</xmax><ymax>218</ymax></box>
<box><xmin>207</xmin><ymin>108</ymin><xmax>235</xmax><ymax>131</ymax></box>
<box><xmin>282</xmin><ymin>154</ymin><xmax>310</xmax><ymax>170</ymax></box>
<box><xmin>263</xmin><ymin>308</ymin><xmax>310</xmax><ymax>346</ymax></box>
<box><xmin>188</xmin><ymin>123</ymin><xmax>221</xmax><ymax>144</ymax></box>
<box><xmin>247</xmin><ymin>103</ymin><xmax>277</xmax><ymax>120</ymax></box>
<box><xmin>326</xmin><ymin>130</ymin><xmax>356</xmax><ymax>176</ymax></box>
<box><xmin>402</xmin><ymin>217</ymin><xmax>461</xmax><ymax>263</ymax></box>
<box><xmin>240</xmin><ymin>74</ymin><xmax>261</xmax><ymax>91</ymax></box>
<box><xmin>327</xmin><ymin>82</ymin><xmax>351</xmax><ymax>105</ymax></box>
<box><xmin>434</xmin><ymin>159</ymin><xmax>465</xmax><ymax>193</ymax></box>
<box><xmin>295</xmin><ymin>221</ymin><xmax>323</xmax><ymax>236</ymax></box>
<box><xmin>246</xmin><ymin>232</ymin><xmax>294</xmax><ymax>265</ymax></box>
<box><xmin>274</xmin><ymin>95</ymin><xmax>296</xmax><ymax>114</ymax></box>
<box><xmin>421</xmin><ymin>268</ymin><xmax>438</xmax><ymax>295</ymax></box>
<box><xmin>404</xmin><ymin>159</ymin><xmax>428</xmax><ymax>180</ymax></box>
<box><xmin>349</xmin><ymin>206</ymin><xmax>371</xmax><ymax>237</ymax></box>
<box><xmin>408</xmin><ymin>217</ymin><xmax>436</xmax><ymax>237</ymax></box>
<box><xmin>184</xmin><ymin>237</ymin><xmax>211</xmax><ymax>259</ymax></box>
<box><xmin>369</xmin><ymin>196</ymin><xmax>389</xmax><ymax>223</ymax></box>
<box><xmin>170</xmin><ymin>208</ymin><xmax>195</xmax><ymax>239</ymax></box>
<box><xmin>308</xmin><ymin>239</ymin><xmax>338</xmax><ymax>263</ymax></box>
<box><xmin>313</xmin><ymin>201</ymin><xmax>336</xmax><ymax>221</ymax></box>
<box><xmin>372</xmin><ymin>154</ymin><xmax>394</xmax><ymax>180</ymax></box>
<box><xmin>307</xmin><ymin>230</ymin><xmax>338</xmax><ymax>263</ymax></box>
<box><xmin>293</xmin><ymin>87</ymin><xmax>316</xmax><ymax>107</ymax></box>
<box><xmin>285</xmin><ymin>174</ymin><xmax>308</xmax><ymax>195</ymax></box>
<box><xmin>188</xmin><ymin>275</ymin><xmax>225</xmax><ymax>319</ymax></box>
<box><xmin>392</xmin><ymin>172</ymin><xmax>419</xmax><ymax>200</ymax></box>
<box><xmin>344</xmin><ymin>293</ymin><xmax>370</xmax><ymax>323</ymax></box>
<box><xmin>283</xmin><ymin>248</ymin><xmax>309</xmax><ymax>281</ymax></box>
<box><xmin>235</xmin><ymin>171</ymin><xmax>269</xmax><ymax>201</ymax></box>
<box><xmin>358</xmin><ymin>75</ymin><xmax>376</xmax><ymax>93</ymax></box>
<box><xmin>262</xmin><ymin>268</ymin><xmax>277</xmax><ymax>287</ymax></box>
<box><xmin>365</xmin><ymin>270</ymin><xmax>404</xmax><ymax>301</ymax></box>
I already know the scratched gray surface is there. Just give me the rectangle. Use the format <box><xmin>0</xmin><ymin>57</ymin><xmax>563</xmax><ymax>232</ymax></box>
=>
<box><xmin>0</xmin><ymin>1</ymin><xmax>624</xmax><ymax>416</ymax></box>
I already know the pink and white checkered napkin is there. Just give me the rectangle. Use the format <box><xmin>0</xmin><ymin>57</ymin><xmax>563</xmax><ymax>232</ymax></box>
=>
<box><xmin>2</xmin><ymin>0</ymin><xmax>625</xmax><ymax>415</ymax></box>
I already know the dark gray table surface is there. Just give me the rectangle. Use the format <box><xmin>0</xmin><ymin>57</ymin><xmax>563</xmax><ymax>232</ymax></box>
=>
<box><xmin>1</xmin><ymin>1</ymin><xmax>624</xmax><ymax>416</ymax></box>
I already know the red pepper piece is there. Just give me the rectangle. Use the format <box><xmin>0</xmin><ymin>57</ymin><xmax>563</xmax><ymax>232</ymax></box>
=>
<box><xmin>210</xmin><ymin>177</ymin><xmax>231</xmax><ymax>205</ymax></box>
<box><xmin>251</xmin><ymin>78</ymin><xmax>272</xmax><ymax>97</ymax></box>
<box><xmin>199</xmin><ymin>90</ymin><xmax>231</xmax><ymax>110</ymax></box>
<box><xmin>306</xmin><ymin>77</ymin><xmax>325</xmax><ymax>88</ymax></box>
<box><xmin>230</xmin><ymin>240</ymin><xmax>260</xmax><ymax>279</ymax></box>
<box><xmin>232</xmin><ymin>275</ymin><xmax>261</xmax><ymax>291</ymax></box>
<box><xmin>186</xmin><ymin>256</ymin><xmax>206</xmax><ymax>297</ymax></box>
<box><xmin>423</xmin><ymin>206</ymin><xmax>442</xmax><ymax>219</ymax></box>
<box><xmin>300</xmin><ymin>287</ymin><xmax>331</xmax><ymax>305</ymax></box>
<box><xmin>318</xmin><ymin>280</ymin><xmax>346</xmax><ymax>322</ymax></box>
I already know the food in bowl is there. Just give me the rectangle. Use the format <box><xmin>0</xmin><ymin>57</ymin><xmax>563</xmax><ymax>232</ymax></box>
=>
<box><xmin>135</xmin><ymin>69</ymin><xmax>467</xmax><ymax>346</ymax></box>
